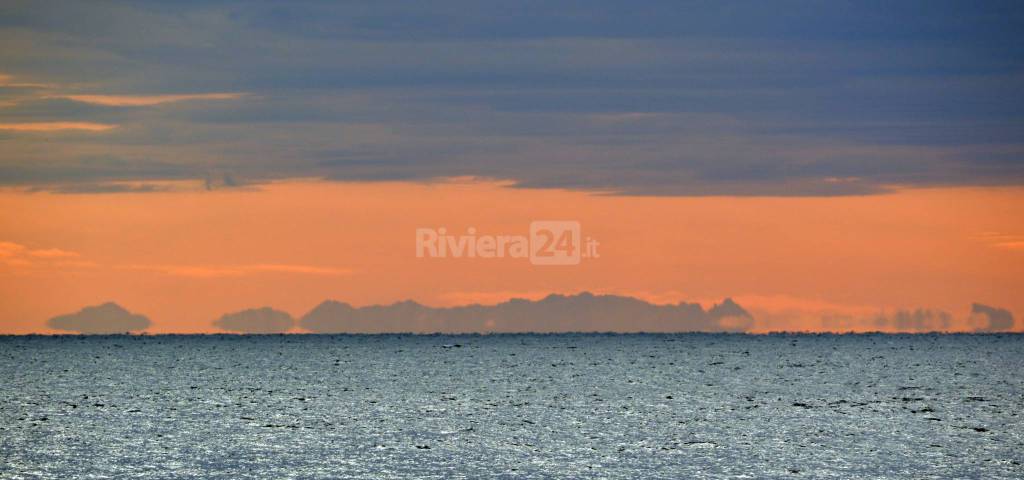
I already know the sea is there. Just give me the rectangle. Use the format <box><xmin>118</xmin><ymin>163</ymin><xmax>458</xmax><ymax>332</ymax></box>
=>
<box><xmin>1</xmin><ymin>334</ymin><xmax>1022</xmax><ymax>479</ymax></box>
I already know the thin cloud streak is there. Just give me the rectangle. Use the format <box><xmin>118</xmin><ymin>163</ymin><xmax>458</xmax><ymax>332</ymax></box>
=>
<box><xmin>0</xmin><ymin>241</ymin><xmax>83</xmax><ymax>266</ymax></box>
<box><xmin>0</xmin><ymin>240</ymin><xmax>351</xmax><ymax>277</ymax></box>
<box><xmin>0</xmin><ymin>122</ymin><xmax>117</xmax><ymax>132</ymax></box>
<box><xmin>972</xmin><ymin>232</ymin><xmax>1024</xmax><ymax>251</ymax></box>
<box><xmin>0</xmin><ymin>241</ymin><xmax>26</xmax><ymax>258</ymax></box>
<box><xmin>26</xmin><ymin>248</ymin><xmax>79</xmax><ymax>258</ymax></box>
<box><xmin>122</xmin><ymin>263</ymin><xmax>353</xmax><ymax>278</ymax></box>
<box><xmin>57</xmin><ymin>93</ymin><xmax>246</xmax><ymax>106</ymax></box>
<box><xmin>0</xmin><ymin>73</ymin><xmax>56</xmax><ymax>89</ymax></box>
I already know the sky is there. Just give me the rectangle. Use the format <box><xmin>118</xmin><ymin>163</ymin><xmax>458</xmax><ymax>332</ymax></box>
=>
<box><xmin>0</xmin><ymin>1</ymin><xmax>1022</xmax><ymax>333</ymax></box>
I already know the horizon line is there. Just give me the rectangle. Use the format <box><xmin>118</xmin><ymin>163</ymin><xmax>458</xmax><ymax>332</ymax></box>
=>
<box><xmin>5</xmin><ymin>331</ymin><xmax>1022</xmax><ymax>337</ymax></box>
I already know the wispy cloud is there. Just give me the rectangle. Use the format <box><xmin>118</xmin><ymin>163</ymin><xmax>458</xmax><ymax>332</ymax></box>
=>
<box><xmin>0</xmin><ymin>242</ymin><xmax>351</xmax><ymax>277</ymax></box>
<box><xmin>0</xmin><ymin>73</ymin><xmax>56</xmax><ymax>89</ymax></box>
<box><xmin>0</xmin><ymin>241</ymin><xmax>352</xmax><ymax>278</ymax></box>
<box><xmin>26</xmin><ymin>248</ymin><xmax>79</xmax><ymax>258</ymax></box>
<box><xmin>972</xmin><ymin>232</ymin><xmax>1024</xmax><ymax>251</ymax></box>
<box><xmin>39</xmin><ymin>182</ymin><xmax>172</xmax><ymax>194</ymax></box>
<box><xmin>0</xmin><ymin>241</ymin><xmax>27</xmax><ymax>258</ymax></box>
<box><xmin>57</xmin><ymin>93</ymin><xmax>246</xmax><ymax>106</ymax></box>
<box><xmin>0</xmin><ymin>122</ymin><xmax>117</xmax><ymax>132</ymax></box>
<box><xmin>0</xmin><ymin>241</ymin><xmax>92</xmax><ymax>270</ymax></box>
<box><xmin>123</xmin><ymin>263</ymin><xmax>352</xmax><ymax>278</ymax></box>
<box><xmin>436</xmin><ymin>289</ymin><xmax>560</xmax><ymax>306</ymax></box>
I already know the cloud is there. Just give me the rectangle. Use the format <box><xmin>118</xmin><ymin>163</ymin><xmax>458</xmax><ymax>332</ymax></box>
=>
<box><xmin>57</xmin><ymin>93</ymin><xmax>245</xmax><ymax>107</ymax></box>
<box><xmin>47</xmin><ymin>302</ymin><xmax>150</xmax><ymax>334</ymax></box>
<box><xmin>0</xmin><ymin>241</ymin><xmax>27</xmax><ymax>258</ymax></box>
<box><xmin>26</xmin><ymin>248</ymin><xmax>78</xmax><ymax>258</ymax></box>
<box><xmin>39</xmin><ymin>182</ymin><xmax>170</xmax><ymax>194</ymax></box>
<box><xmin>300</xmin><ymin>292</ymin><xmax>752</xmax><ymax>333</ymax></box>
<box><xmin>1</xmin><ymin>2</ymin><xmax>1023</xmax><ymax>194</ymax></box>
<box><xmin>0</xmin><ymin>73</ymin><xmax>55</xmax><ymax>89</ymax></box>
<box><xmin>214</xmin><ymin>307</ymin><xmax>295</xmax><ymax>333</ymax></box>
<box><xmin>436</xmin><ymin>289</ymin><xmax>557</xmax><ymax>305</ymax></box>
<box><xmin>969</xmin><ymin>303</ymin><xmax>1016</xmax><ymax>332</ymax></box>
<box><xmin>994</xmin><ymin>241</ymin><xmax>1024</xmax><ymax>250</ymax></box>
<box><xmin>4</xmin><ymin>246</ymin><xmax>349</xmax><ymax>276</ymax></box>
<box><xmin>972</xmin><ymin>232</ymin><xmax>1024</xmax><ymax>251</ymax></box>
<box><xmin>0</xmin><ymin>241</ymin><xmax>84</xmax><ymax>266</ymax></box>
<box><xmin>0</xmin><ymin>122</ymin><xmax>116</xmax><ymax>132</ymax></box>
<box><xmin>123</xmin><ymin>263</ymin><xmax>351</xmax><ymax>278</ymax></box>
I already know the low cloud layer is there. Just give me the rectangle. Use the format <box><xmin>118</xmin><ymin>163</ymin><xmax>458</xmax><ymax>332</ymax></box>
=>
<box><xmin>299</xmin><ymin>292</ymin><xmax>752</xmax><ymax>334</ymax></box>
<box><xmin>214</xmin><ymin>307</ymin><xmax>295</xmax><ymax>334</ymax></box>
<box><xmin>47</xmin><ymin>302</ymin><xmax>150</xmax><ymax>334</ymax></box>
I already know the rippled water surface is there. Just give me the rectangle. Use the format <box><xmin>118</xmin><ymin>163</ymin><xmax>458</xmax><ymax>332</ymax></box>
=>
<box><xmin>2</xmin><ymin>334</ymin><xmax>1022</xmax><ymax>478</ymax></box>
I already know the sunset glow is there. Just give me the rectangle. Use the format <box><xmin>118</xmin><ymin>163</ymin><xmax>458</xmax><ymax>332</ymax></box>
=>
<box><xmin>1</xmin><ymin>180</ymin><xmax>1020</xmax><ymax>333</ymax></box>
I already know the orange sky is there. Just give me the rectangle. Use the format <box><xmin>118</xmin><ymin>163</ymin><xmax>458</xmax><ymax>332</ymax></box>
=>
<box><xmin>1</xmin><ymin>179</ymin><xmax>1021</xmax><ymax>334</ymax></box>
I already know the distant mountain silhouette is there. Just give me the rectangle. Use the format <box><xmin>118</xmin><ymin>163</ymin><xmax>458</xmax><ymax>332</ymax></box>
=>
<box><xmin>214</xmin><ymin>307</ymin><xmax>294</xmax><ymax>333</ymax></box>
<box><xmin>300</xmin><ymin>292</ymin><xmax>753</xmax><ymax>333</ymax></box>
<box><xmin>970</xmin><ymin>303</ymin><xmax>1015</xmax><ymax>332</ymax></box>
<box><xmin>48</xmin><ymin>302</ymin><xmax>150</xmax><ymax>334</ymax></box>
